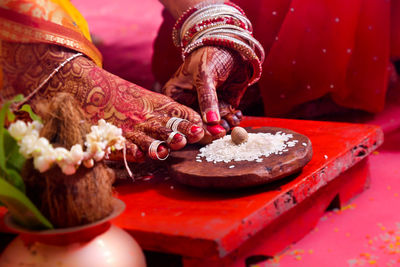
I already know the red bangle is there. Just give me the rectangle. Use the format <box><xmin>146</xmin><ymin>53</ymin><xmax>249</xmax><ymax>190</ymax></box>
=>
<box><xmin>172</xmin><ymin>1</ymin><xmax>237</xmax><ymax>47</ymax></box>
<box><xmin>181</xmin><ymin>16</ymin><xmax>249</xmax><ymax>47</ymax></box>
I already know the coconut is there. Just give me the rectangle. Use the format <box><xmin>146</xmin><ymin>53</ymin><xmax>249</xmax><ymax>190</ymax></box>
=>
<box><xmin>22</xmin><ymin>93</ymin><xmax>115</xmax><ymax>228</ymax></box>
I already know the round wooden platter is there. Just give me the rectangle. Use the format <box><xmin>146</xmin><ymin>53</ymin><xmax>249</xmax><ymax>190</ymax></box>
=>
<box><xmin>167</xmin><ymin>127</ymin><xmax>313</xmax><ymax>189</ymax></box>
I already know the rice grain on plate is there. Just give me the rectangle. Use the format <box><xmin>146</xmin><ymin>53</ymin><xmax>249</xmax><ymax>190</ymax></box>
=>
<box><xmin>198</xmin><ymin>131</ymin><xmax>298</xmax><ymax>163</ymax></box>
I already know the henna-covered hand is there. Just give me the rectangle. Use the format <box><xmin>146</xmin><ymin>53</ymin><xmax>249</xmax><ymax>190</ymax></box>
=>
<box><xmin>1</xmin><ymin>42</ymin><xmax>204</xmax><ymax>162</ymax></box>
<box><xmin>163</xmin><ymin>46</ymin><xmax>251</xmax><ymax>141</ymax></box>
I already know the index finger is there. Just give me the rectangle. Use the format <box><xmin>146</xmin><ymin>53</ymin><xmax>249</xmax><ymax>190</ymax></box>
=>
<box><xmin>196</xmin><ymin>78</ymin><xmax>220</xmax><ymax>125</ymax></box>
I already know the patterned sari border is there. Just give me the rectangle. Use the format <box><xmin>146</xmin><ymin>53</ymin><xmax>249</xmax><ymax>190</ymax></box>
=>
<box><xmin>0</xmin><ymin>7</ymin><xmax>102</xmax><ymax>66</ymax></box>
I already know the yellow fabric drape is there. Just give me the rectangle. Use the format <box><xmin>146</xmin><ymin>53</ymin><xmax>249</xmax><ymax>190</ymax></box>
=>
<box><xmin>49</xmin><ymin>0</ymin><xmax>92</xmax><ymax>42</ymax></box>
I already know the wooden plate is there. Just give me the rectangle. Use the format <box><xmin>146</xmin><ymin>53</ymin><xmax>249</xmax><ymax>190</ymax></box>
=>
<box><xmin>167</xmin><ymin>127</ymin><xmax>313</xmax><ymax>189</ymax></box>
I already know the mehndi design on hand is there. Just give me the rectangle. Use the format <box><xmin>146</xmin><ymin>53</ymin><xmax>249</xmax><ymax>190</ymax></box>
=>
<box><xmin>1</xmin><ymin>42</ymin><xmax>204</xmax><ymax>161</ymax></box>
<box><xmin>163</xmin><ymin>46</ymin><xmax>251</xmax><ymax>137</ymax></box>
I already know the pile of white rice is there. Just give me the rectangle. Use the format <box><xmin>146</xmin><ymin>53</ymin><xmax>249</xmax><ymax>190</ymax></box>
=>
<box><xmin>197</xmin><ymin>131</ymin><xmax>299</xmax><ymax>163</ymax></box>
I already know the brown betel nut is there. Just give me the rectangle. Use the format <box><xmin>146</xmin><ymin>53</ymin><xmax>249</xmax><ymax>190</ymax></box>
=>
<box><xmin>231</xmin><ymin>126</ymin><xmax>248</xmax><ymax>145</ymax></box>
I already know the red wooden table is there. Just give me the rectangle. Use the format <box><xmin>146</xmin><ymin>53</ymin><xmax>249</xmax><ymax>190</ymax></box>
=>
<box><xmin>0</xmin><ymin>117</ymin><xmax>383</xmax><ymax>266</ymax></box>
<box><xmin>112</xmin><ymin>116</ymin><xmax>383</xmax><ymax>266</ymax></box>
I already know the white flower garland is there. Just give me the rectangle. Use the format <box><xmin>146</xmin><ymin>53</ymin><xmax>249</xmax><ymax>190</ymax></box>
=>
<box><xmin>8</xmin><ymin>119</ymin><xmax>126</xmax><ymax>175</ymax></box>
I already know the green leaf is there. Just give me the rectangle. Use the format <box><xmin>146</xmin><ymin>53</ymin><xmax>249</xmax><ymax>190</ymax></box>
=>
<box><xmin>0</xmin><ymin>97</ymin><xmax>50</xmax><ymax>229</ymax></box>
<box><xmin>19</xmin><ymin>104</ymin><xmax>42</xmax><ymax>122</ymax></box>
<box><xmin>0</xmin><ymin>178</ymin><xmax>53</xmax><ymax>230</ymax></box>
<box><xmin>4</xmin><ymin>131</ymin><xmax>26</xmax><ymax>173</ymax></box>
<box><xmin>1</xmin><ymin>168</ymin><xmax>25</xmax><ymax>193</ymax></box>
<box><xmin>12</xmin><ymin>95</ymin><xmax>24</xmax><ymax>102</ymax></box>
<box><xmin>0</xmin><ymin>101</ymin><xmax>11</xmax><ymax>173</ymax></box>
<box><xmin>6</xmin><ymin>110</ymin><xmax>15</xmax><ymax>123</ymax></box>
<box><xmin>4</xmin><ymin>95</ymin><xmax>23</xmax><ymax>123</ymax></box>
<box><xmin>0</xmin><ymin>102</ymin><xmax>25</xmax><ymax>192</ymax></box>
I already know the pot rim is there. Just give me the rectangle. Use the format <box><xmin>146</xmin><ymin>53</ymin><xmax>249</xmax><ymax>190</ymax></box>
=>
<box><xmin>4</xmin><ymin>197</ymin><xmax>125</xmax><ymax>235</ymax></box>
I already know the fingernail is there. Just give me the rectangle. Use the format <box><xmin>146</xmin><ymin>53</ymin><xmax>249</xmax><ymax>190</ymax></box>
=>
<box><xmin>220</xmin><ymin>120</ymin><xmax>230</xmax><ymax>131</ymax></box>
<box><xmin>170</xmin><ymin>133</ymin><xmax>183</xmax><ymax>144</ymax></box>
<box><xmin>190</xmin><ymin>125</ymin><xmax>202</xmax><ymax>134</ymax></box>
<box><xmin>157</xmin><ymin>144</ymin><xmax>169</xmax><ymax>159</ymax></box>
<box><xmin>157</xmin><ymin>144</ymin><xmax>168</xmax><ymax>153</ymax></box>
<box><xmin>205</xmin><ymin>110</ymin><xmax>219</xmax><ymax>123</ymax></box>
<box><xmin>207</xmin><ymin>124</ymin><xmax>225</xmax><ymax>135</ymax></box>
<box><xmin>235</xmin><ymin>110</ymin><xmax>243</xmax><ymax>119</ymax></box>
<box><xmin>232</xmin><ymin>115</ymin><xmax>240</xmax><ymax>125</ymax></box>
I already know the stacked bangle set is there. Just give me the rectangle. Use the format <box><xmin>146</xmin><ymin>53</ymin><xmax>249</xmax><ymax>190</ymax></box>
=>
<box><xmin>172</xmin><ymin>1</ymin><xmax>265</xmax><ymax>86</ymax></box>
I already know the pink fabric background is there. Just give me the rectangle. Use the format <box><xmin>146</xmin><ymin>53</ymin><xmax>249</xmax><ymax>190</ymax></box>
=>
<box><xmin>73</xmin><ymin>0</ymin><xmax>164</xmax><ymax>89</ymax></box>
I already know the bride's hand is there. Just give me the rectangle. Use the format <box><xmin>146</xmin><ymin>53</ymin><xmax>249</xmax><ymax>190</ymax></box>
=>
<box><xmin>163</xmin><ymin>46</ymin><xmax>252</xmax><ymax>142</ymax></box>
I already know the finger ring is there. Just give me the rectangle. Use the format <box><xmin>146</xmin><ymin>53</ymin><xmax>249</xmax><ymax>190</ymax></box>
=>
<box><xmin>166</xmin><ymin>117</ymin><xmax>188</xmax><ymax>133</ymax></box>
<box><xmin>148</xmin><ymin>140</ymin><xmax>169</xmax><ymax>160</ymax></box>
<box><xmin>167</xmin><ymin>131</ymin><xmax>179</xmax><ymax>144</ymax></box>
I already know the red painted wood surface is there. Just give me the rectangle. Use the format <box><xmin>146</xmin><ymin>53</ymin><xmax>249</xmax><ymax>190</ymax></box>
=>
<box><xmin>182</xmin><ymin>157</ymin><xmax>370</xmax><ymax>267</ymax></box>
<box><xmin>0</xmin><ymin>117</ymin><xmax>383</xmax><ymax>265</ymax></box>
<box><xmin>112</xmin><ymin>116</ymin><xmax>383</xmax><ymax>261</ymax></box>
